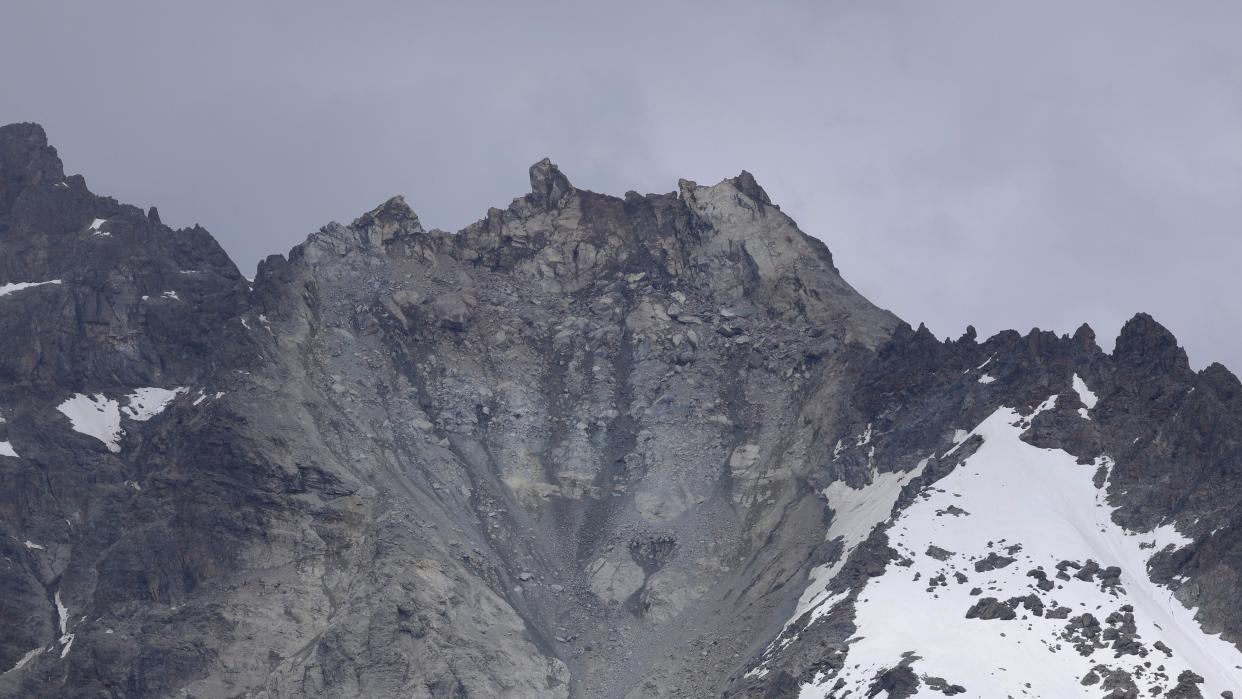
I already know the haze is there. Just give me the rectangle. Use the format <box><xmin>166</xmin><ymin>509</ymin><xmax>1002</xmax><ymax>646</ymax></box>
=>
<box><xmin>3</xmin><ymin>1</ymin><xmax>1239</xmax><ymax>369</ymax></box>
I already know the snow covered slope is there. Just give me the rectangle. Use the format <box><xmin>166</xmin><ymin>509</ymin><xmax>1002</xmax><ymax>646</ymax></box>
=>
<box><xmin>796</xmin><ymin>405</ymin><xmax>1242</xmax><ymax>697</ymax></box>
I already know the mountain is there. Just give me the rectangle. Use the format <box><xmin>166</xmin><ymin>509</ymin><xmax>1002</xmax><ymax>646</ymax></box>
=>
<box><xmin>0</xmin><ymin>122</ymin><xmax>1239</xmax><ymax>698</ymax></box>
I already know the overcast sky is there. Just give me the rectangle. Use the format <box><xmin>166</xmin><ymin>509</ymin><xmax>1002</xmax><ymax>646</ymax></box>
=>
<box><xmin>3</xmin><ymin>1</ymin><xmax>1239</xmax><ymax>370</ymax></box>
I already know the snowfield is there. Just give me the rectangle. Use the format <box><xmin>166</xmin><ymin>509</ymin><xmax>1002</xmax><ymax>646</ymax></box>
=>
<box><xmin>57</xmin><ymin>394</ymin><xmax>123</xmax><ymax>452</ymax></box>
<box><xmin>798</xmin><ymin>405</ymin><xmax>1242</xmax><ymax>697</ymax></box>
<box><xmin>57</xmin><ymin>388</ymin><xmax>187</xmax><ymax>452</ymax></box>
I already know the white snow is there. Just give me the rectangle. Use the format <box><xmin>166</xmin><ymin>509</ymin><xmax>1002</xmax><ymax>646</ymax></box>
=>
<box><xmin>121</xmin><ymin>386</ymin><xmax>186</xmax><ymax>421</ymax></box>
<box><xmin>161</xmin><ymin>291</ymin><xmax>181</xmax><ymax>300</ymax></box>
<box><xmin>54</xmin><ymin>589</ymin><xmax>75</xmax><ymax>658</ymax></box>
<box><xmin>57</xmin><ymin>394</ymin><xmax>122</xmax><ymax>452</ymax></box>
<box><xmin>744</xmin><ymin>666</ymin><xmax>770</xmax><ymax>679</ymax></box>
<box><xmin>856</xmin><ymin>423</ymin><xmax>873</xmax><ymax>446</ymax></box>
<box><xmin>0</xmin><ymin>441</ymin><xmax>16</xmax><ymax>458</ymax></box>
<box><xmin>977</xmin><ymin>374</ymin><xmax>996</xmax><ymax>384</ymax></box>
<box><xmin>977</xmin><ymin>355</ymin><xmax>994</xmax><ymax>370</ymax></box>
<box><xmin>58</xmin><ymin>387</ymin><xmax>183</xmax><ymax>451</ymax></box>
<box><xmin>23</xmin><ymin>540</ymin><xmax>43</xmax><ymax>550</ymax></box>
<box><xmin>790</xmin><ymin>457</ymin><xmax>930</xmax><ymax>629</ymax></box>
<box><xmin>1073</xmin><ymin>373</ymin><xmax>1099</xmax><ymax>419</ymax></box>
<box><xmin>88</xmin><ymin>218</ymin><xmax>107</xmax><ymax>231</ymax></box>
<box><xmin>0</xmin><ymin>279</ymin><xmax>63</xmax><ymax>297</ymax></box>
<box><xmin>799</xmin><ymin>405</ymin><xmax>1242</xmax><ymax>698</ymax></box>
<box><xmin>54</xmin><ymin>591</ymin><xmax>68</xmax><ymax>636</ymax></box>
<box><xmin>1030</xmin><ymin>393</ymin><xmax>1058</xmax><ymax>419</ymax></box>
<box><xmin>4</xmin><ymin>647</ymin><xmax>42</xmax><ymax>674</ymax></box>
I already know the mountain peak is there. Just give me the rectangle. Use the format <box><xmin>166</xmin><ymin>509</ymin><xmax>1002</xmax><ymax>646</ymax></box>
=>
<box><xmin>351</xmin><ymin>194</ymin><xmax>424</xmax><ymax>246</ymax></box>
<box><xmin>728</xmin><ymin>170</ymin><xmax>772</xmax><ymax>206</ymax></box>
<box><xmin>0</xmin><ymin>121</ymin><xmax>66</xmax><ymax>216</ymax></box>
<box><xmin>1113</xmin><ymin>312</ymin><xmax>1191</xmax><ymax>374</ymax></box>
<box><xmin>528</xmin><ymin>157</ymin><xmax>573</xmax><ymax>208</ymax></box>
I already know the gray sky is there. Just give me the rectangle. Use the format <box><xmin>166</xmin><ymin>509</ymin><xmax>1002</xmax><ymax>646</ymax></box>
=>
<box><xmin>3</xmin><ymin>1</ymin><xmax>1240</xmax><ymax>370</ymax></box>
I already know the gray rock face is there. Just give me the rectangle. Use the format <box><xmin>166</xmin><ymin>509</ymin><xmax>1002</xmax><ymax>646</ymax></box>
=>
<box><xmin>1</xmin><ymin>123</ymin><xmax>1240</xmax><ymax>698</ymax></box>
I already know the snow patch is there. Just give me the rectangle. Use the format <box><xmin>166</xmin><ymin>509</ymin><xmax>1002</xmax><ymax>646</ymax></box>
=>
<box><xmin>5</xmin><ymin>647</ymin><xmax>42</xmax><ymax>674</ymax></box>
<box><xmin>831</xmin><ymin>439</ymin><xmax>845</xmax><ymax>459</ymax></box>
<box><xmin>1073</xmin><ymin>373</ymin><xmax>1098</xmax><ymax>419</ymax></box>
<box><xmin>59</xmin><ymin>388</ymin><xmax>186</xmax><ymax>451</ymax></box>
<box><xmin>0</xmin><ymin>279</ymin><xmax>63</xmax><ymax>297</ymax></box>
<box><xmin>121</xmin><ymin>387</ymin><xmax>186</xmax><ymax>421</ymax></box>
<box><xmin>23</xmin><ymin>540</ymin><xmax>43</xmax><ymax>550</ymax></box>
<box><xmin>54</xmin><ymin>591</ymin><xmax>68</xmax><ymax>636</ymax></box>
<box><xmin>0</xmin><ymin>441</ymin><xmax>16</xmax><ymax>458</ymax></box>
<box><xmin>1030</xmin><ymin>394</ymin><xmax>1058</xmax><ymax>420</ymax></box>
<box><xmin>57</xmin><ymin>394</ymin><xmax>122</xmax><ymax>452</ymax></box>
<box><xmin>977</xmin><ymin>374</ymin><xmax>996</xmax><ymax>384</ymax></box>
<box><xmin>54</xmin><ymin>589</ymin><xmax>75</xmax><ymax>658</ymax></box>
<box><xmin>856</xmin><ymin>423</ymin><xmax>873</xmax><ymax>446</ymax></box>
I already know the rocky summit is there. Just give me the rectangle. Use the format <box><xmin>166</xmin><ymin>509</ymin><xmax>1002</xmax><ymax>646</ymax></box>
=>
<box><xmin>1</xmin><ymin>121</ymin><xmax>1240</xmax><ymax>698</ymax></box>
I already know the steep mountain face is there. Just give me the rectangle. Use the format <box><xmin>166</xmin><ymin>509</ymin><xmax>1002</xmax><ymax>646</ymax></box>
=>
<box><xmin>0</xmin><ymin>122</ymin><xmax>1239</xmax><ymax>698</ymax></box>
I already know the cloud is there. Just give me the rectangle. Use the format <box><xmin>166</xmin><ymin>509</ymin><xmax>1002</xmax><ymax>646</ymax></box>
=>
<box><xmin>2</xmin><ymin>1</ymin><xmax>1239</xmax><ymax>369</ymax></box>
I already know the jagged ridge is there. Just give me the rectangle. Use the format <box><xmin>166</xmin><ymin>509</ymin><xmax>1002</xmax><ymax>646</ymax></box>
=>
<box><xmin>1</xmin><ymin>123</ymin><xmax>1240</xmax><ymax>698</ymax></box>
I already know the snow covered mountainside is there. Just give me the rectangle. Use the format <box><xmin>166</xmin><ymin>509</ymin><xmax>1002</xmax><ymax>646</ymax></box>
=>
<box><xmin>1</xmin><ymin>122</ymin><xmax>1240</xmax><ymax>698</ymax></box>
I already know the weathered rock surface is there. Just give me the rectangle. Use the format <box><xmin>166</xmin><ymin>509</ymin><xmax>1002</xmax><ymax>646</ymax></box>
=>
<box><xmin>1</xmin><ymin>122</ymin><xmax>1240</xmax><ymax>698</ymax></box>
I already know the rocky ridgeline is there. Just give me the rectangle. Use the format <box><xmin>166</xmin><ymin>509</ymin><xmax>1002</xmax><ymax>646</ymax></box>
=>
<box><xmin>1</xmin><ymin>122</ymin><xmax>1240</xmax><ymax>698</ymax></box>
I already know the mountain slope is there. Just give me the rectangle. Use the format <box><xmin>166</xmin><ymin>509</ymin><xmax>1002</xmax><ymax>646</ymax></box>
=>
<box><xmin>0</xmin><ymin>123</ymin><xmax>1239</xmax><ymax>698</ymax></box>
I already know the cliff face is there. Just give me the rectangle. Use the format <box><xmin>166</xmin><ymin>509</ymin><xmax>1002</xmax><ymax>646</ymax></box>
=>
<box><xmin>1</xmin><ymin>123</ymin><xmax>1239</xmax><ymax>698</ymax></box>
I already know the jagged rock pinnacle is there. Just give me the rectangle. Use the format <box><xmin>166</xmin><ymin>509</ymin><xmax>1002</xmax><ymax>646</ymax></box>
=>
<box><xmin>1113</xmin><ymin>312</ymin><xmax>1190</xmax><ymax>374</ymax></box>
<box><xmin>729</xmin><ymin>170</ymin><xmax>772</xmax><ymax>206</ymax></box>
<box><xmin>351</xmin><ymin>194</ymin><xmax>424</xmax><ymax>247</ymax></box>
<box><xmin>0</xmin><ymin>122</ymin><xmax>66</xmax><ymax>216</ymax></box>
<box><xmin>528</xmin><ymin>157</ymin><xmax>573</xmax><ymax>208</ymax></box>
<box><xmin>1073</xmin><ymin>322</ymin><xmax>1098</xmax><ymax>350</ymax></box>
